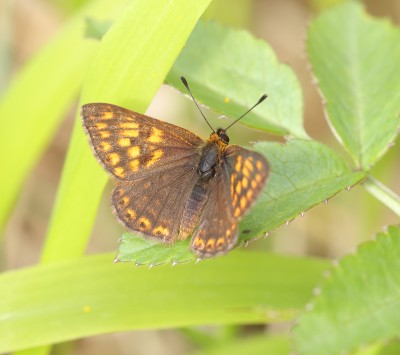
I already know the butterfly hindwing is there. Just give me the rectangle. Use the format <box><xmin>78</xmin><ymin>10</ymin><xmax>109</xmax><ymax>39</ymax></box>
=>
<box><xmin>113</xmin><ymin>163</ymin><xmax>199</xmax><ymax>242</ymax></box>
<box><xmin>190</xmin><ymin>146</ymin><xmax>268</xmax><ymax>257</ymax></box>
<box><xmin>190</xmin><ymin>170</ymin><xmax>238</xmax><ymax>257</ymax></box>
<box><xmin>81</xmin><ymin>103</ymin><xmax>204</xmax><ymax>180</ymax></box>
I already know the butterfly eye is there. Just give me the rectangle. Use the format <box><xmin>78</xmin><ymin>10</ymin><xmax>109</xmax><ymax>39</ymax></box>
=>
<box><xmin>216</xmin><ymin>128</ymin><xmax>230</xmax><ymax>144</ymax></box>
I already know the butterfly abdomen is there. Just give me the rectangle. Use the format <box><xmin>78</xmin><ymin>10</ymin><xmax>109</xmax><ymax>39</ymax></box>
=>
<box><xmin>179</xmin><ymin>182</ymin><xmax>209</xmax><ymax>240</ymax></box>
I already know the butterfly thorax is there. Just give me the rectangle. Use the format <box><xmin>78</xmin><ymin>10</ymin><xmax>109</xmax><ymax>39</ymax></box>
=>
<box><xmin>197</xmin><ymin>130</ymin><xmax>229</xmax><ymax>180</ymax></box>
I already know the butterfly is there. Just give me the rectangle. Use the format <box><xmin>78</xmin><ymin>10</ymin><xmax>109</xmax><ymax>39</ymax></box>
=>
<box><xmin>81</xmin><ymin>77</ymin><xmax>269</xmax><ymax>258</ymax></box>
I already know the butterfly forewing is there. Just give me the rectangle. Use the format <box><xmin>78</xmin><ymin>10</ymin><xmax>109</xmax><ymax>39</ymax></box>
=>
<box><xmin>81</xmin><ymin>103</ymin><xmax>204</xmax><ymax>180</ymax></box>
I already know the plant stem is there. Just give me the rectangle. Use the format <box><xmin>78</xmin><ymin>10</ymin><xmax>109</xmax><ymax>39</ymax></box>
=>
<box><xmin>363</xmin><ymin>175</ymin><xmax>400</xmax><ymax>217</ymax></box>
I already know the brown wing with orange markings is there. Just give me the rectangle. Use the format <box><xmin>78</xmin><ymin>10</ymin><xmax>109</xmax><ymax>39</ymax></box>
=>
<box><xmin>81</xmin><ymin>103</ymin><xmax>204</xmax><ymax>181</ymax></box>
<box><xmin>112</xmin><ymin>164</ymin><xmax>199</xmax><ymax>242</ymax></box>
<box><xmin>190</xmin><ymin>169</ymin><xmax>238</xmax><ymax>257</ymax></box>
<box><xmin>190</xmin><ymin>145</ymin><xmax>268</xmax><ymax>257</ymax></box>
<box><xmin>223</xmin><ymin>145</ymin><xmax>269</xmax><ymax>220</ymax></box>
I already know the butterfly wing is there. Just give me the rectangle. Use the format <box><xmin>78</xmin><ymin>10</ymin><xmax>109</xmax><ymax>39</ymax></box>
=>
<box><xmin>223</xmin><ymin>145</ymin><xmax>269</xmax><ymax>219</ymax></box>
<box><xmin>81</xmin><ymin>103</ymin><xmax>204</xmax><ymax>180</ymax></box>
<box><xmin>82</xmin><ymin>103</ymin><xmax>204</xmax><ymax>242</ymax></box>
<box><xmin>190</xmin><ymin>145</ymin><xmax>269</xmax><ymax>257</ymax></box>
<box><xmin>112</xmin><ymin>164</ymin><xmax>199</xmax><ymax>242</ymax></box>
<box><xmin>190</xmin><ymin>170</ymin><xmax>238</xmax><ymax>257</ymax></box>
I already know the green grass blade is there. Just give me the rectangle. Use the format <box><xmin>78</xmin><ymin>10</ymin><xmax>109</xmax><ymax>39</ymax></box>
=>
<box><xmin>0</xmin><ymin>0</ymin><xmax>129</xmax><ymax>233</ymax></box>
<box><xmin>41</xmin><ymin>0</ymin><xmax>211</xmax><ymax>262</ymax></box>
<box><xmin>293</xmin><ymin>225</ymin><xmax>400</xmax><ymax>354</ymax></box>
<box><xmin>167</xmin><ymin>21</ymin><xmax>308</xmax><ymax>138</ymax></box>
<box><xmin>116</xmin><ymin>139</ymin><xmax>365</xmax><ymax>265</ymax></box>
<box><xmin>0</xmin><ymin>252</ymin><xmax>328</xmax><ymax>353</ymax></box>
<box><xmin>191</xmin><ymin>335</ymin><xmax>289</xmax><ymax>355</ymax></box>
<box><xmin>307</xmin><ymin>1</ymin><xmax>400</xmax><ymax>169</ymax></box>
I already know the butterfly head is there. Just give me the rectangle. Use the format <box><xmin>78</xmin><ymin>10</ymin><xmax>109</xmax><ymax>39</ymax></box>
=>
<box><xmin>208</xmin><ymin>128</ymin><xmax>229</xmax><ymax>148</ymax></box>
<box><xmin>216</xmin><ymin>128</ymin><xmax>229</xmax><ymax>144</ymax></box>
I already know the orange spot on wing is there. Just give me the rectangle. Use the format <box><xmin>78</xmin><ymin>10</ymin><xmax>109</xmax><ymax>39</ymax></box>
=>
<box><xmin>242</xmin><ymin>177</ymin><xmax>248</xmax><ymax>189</ymax></box>
<box><xmin>95</xmin><ymin>122</ymin><xmax>107</xmax><ymax>130</ymax></box>
<box><xmin>118</xmin><ymin>138</ymin><xmax>131</xmax><ymax>147</ymax></box>
<box><xmin>245</xmin><ymin>159</ymin><xmax>254</xmax><ymax>172</ymax></box>
<box><xmin>120</xmin><ymin>122</ymin><xmax>139</xmax><ymax>129</ymax></box>
<box><xmin>216</xmin><ymin>237</ymin><xmax>225</xmax><ymax>248</ymax></box>
<box><xmin>235</xmin><ymin>181</ymin><xmax>242</xmax><ymax>195</ymax></box>
<box><xmin>99</xmin><ymin>142</ymin><xmax>112</xmax><ymax>152</ymax></box>
<box><xmin>102</xmin><ymin>111</ymin><xmax>114</xmax><ymax>120</ymax></box>
<box><xmin>145</xmin><ymin>149</ymin><xmax>164</xmax><ymax>167</ymax></box>
<box><xmin>147</xmin><ymin>127</ymin><xmax>163</xmax><ymax>143</ymax></box>
<box><xmin>118</xmin><ymin>196</ymin><xmax>130</xmax><ymax>207</ymax></box>
<box><xmin>242</xmin><ymin>166</ymin><xmax>250</xmax><ymax>177</ymax></box>
<box><xmin>128</xmin><ymin>146</ymin><xmax>140</xmax><ymax>158</ymax></box>
<box><xmin>107</xmin><ymin>153</ymin><xmax>120</xmax><ymax>166</ymax></box>
<box><xmin>206</xmin><ymin>239</ymin><xmax>216</xmax><ymax>250</ymax></box>
<box><xmin>234</xmin><ymin>207</ymin><xmax>241</xmax><ymax>217</ymax></box>
<box><xmin>121</xmin><ymin>130</ymin><xmax>139</xmax><ymax>138</ymax></box>
<box><xmin>99</xmin><ymin>131</ymin><xmax>111</xmax><ymax>138</ymax></box>
<box><xmin>233</xmin><ymin>194</ymin><xmax>238</xmax><ymax>205</ymax></box>
<box><xmin>130</xmin><ymin>159</ymin><xmax>140</xmax><ymax>172</ymax></box>
<box><xmin>240</xmin><ymin>196</ymin><xmax>247</xmax><ymax>209</ymax></box>
<box><xmin>124</xmin><ymin>208</ymin><xmax>136</xmax><ymax>220</ymax></box>
<box><xmin>193</xmin><ymin>236</ymin><xmax>205</xmax><ymax>250</ymax></box>
<box><xmin>235</xmin><ymin>157</ymin><xmax>243</xmax><ymax>172</ymax></box>
<box><xmin>114</xmin><ymin>166</ymin><xmax>126</xmax><ymax>178</ymax></box>
<box><xmin>153</xmin><ymin>226</ymin><xmax>170</xmax><ymax>237</ymax></box>
<box><xmin>137</xmin><ymin>217</ymin><xmax>151</xmax><ymax>231</ymax></box>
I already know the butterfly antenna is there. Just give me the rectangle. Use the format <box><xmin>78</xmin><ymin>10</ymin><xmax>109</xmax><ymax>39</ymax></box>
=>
<box><xmin>180</xmin><ymin>76</ymin><xmax>215</xmax><ymax>132</ymax></box>
<box><xmin>224</xmin><ymin>94</ymin><xmax>268</xmax><ymax>131</ymax></box>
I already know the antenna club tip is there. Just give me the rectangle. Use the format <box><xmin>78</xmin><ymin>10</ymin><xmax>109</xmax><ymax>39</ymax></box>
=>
<box><xmin>259</xmin><ymin>94</ymin><xmax>268</xmax><ymax>102</ymax></box>
<box><xmin>180</xmin><ymin>76</ymin><xmax>188</xmax><ymax>86</ymax></box>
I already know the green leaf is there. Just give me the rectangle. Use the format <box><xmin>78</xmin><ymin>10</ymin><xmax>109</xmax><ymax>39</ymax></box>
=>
<box><xmin>41</xmin><ymin>0</ymin><xmax>211</xmax><ymax>262</ymax></box>
<box><xmin>293</xmin><ymin>225</ymin><xmax>400</xmax><ymax>354</ymax></box>
<box><xmin>0</xmin><ymin>252</ymin><xmax>328</xmax><ymax>353</ymax></box>
<box><xmin>240</xmin><ymin>139</ymin><xmax>365</xmax><ymax>240</ymax></box>
<box><xmin>307</xmin><ymin>1</ymin><xmax>400</xmax><ymax>169</ymax></box>
<box><xmin>168</xmin><ymin>21</ymin><xmax>308</xmax><ymax>138</ymax></box>
<box><xmin>0</xmin><ymin>0</ymin><xmax>130</xmax><ymax>233</ymax></box>
<box><xmin>117</xmin><ymin>140</ymin><xmax>365</xmax><ymax>265</ymax></box>
<box><xmin>116</xmin><ymin>234</ymin><xmax>195</xmax><ymax>265</ymax></box>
